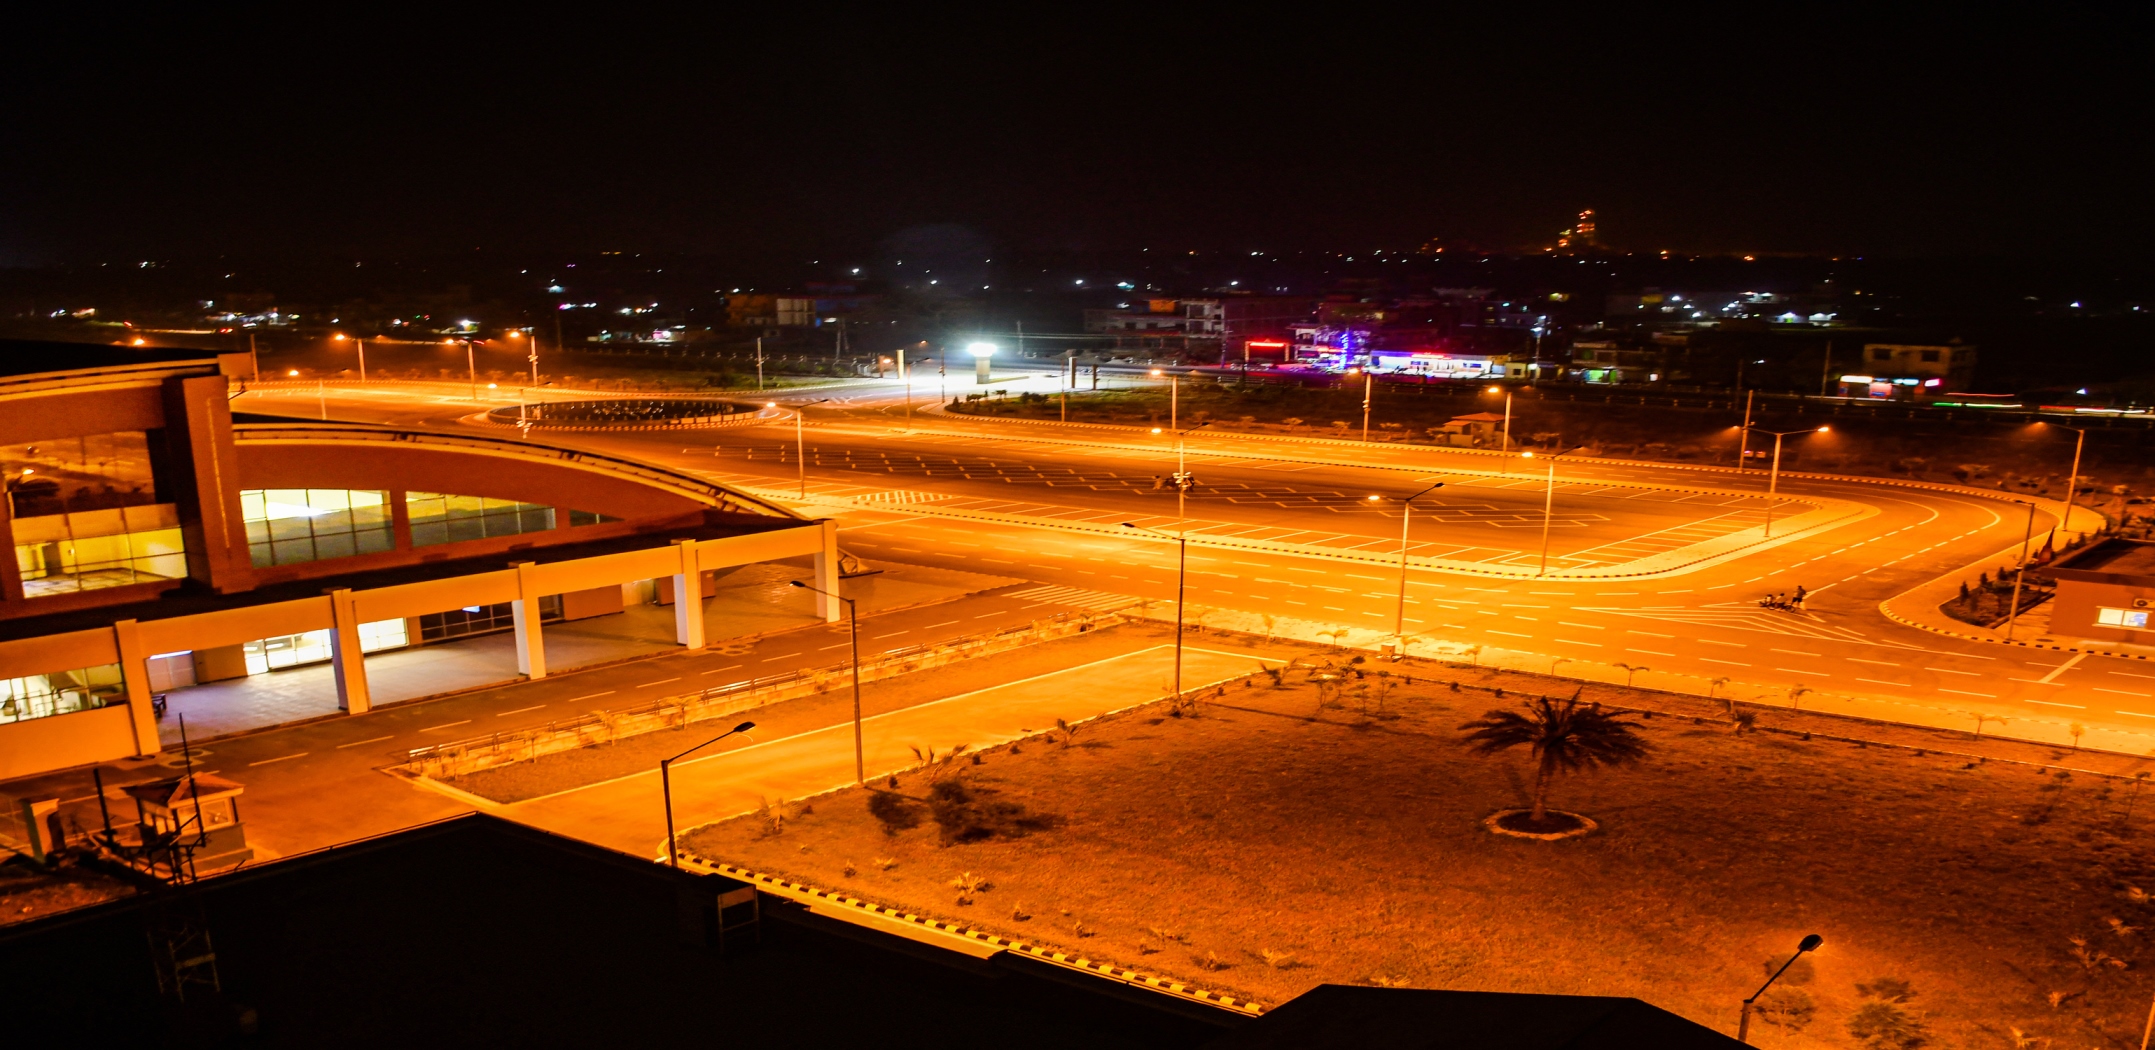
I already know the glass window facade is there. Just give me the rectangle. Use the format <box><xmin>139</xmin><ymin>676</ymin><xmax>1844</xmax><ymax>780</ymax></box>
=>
<box><xmin>242</xmin><ymin>489</ymin><xmax>393</xmax><ymax>568</ymax></box>
<box><xmin>0</xmin><ymin>664</ymin><xmax>123</xmax><ymax>725</ymax></box>
<box><xmin>407</xmin><ymin>493</ymin><xmax>554</xmax><ymax>547</ymax></box>
<box><xmin>418</xmin><ymin>595</ymin><xmax>562</xmax><ymax>642</ymax></box>
<box><xmin>241</xmin><ymin>619</ymin><xmax>409</xmax><ymax>675</ymax></box>
<box><xmin>567</xmin><ymin>509</ymin><xmax>622</xmax><ymax>527</ymax></box>
<box><xmin>2097</xmin><ymin>607</ymin><xmax>2152</xmax><ymax>630</ymax></box>
<box><xmin>13</xmin><ymin>504</ymin><xmax>188</xmax><ymax>596</ymax></box>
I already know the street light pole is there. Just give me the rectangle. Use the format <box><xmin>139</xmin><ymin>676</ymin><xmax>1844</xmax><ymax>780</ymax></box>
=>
<box><xmin>660</xmin><ymin>720</ymin><xmax>758</xmax><ymax>867</ymax></box>
<box><xmin>1390</xmin><ymin>483</ymin><xmax>1447</xmax><ymax>643</ymax></box>
<box><xmin>1176</xmin><ymin>421</ymin><xmax>1211</xmax><ymax>524</ymax></box>
<box><xmin>2047</xmin><ymin>422</ymin><xmax>2089</xmax><ymax>538</ymax></box>
<box><xmin>790</xmin><ymin>581</ymin><xmax>864</xmax><ymax>785</ymax></box>
<box><xmin>1749</xmin><ymin>426</ymin><xmax>1830</xmax><ymax>538</ymax></box>
<box><xmin>464</xmin><ymin>338</ymin><xmax>478</xmax><ymax>401</ymax></box>
<box><xmin>1739</xmin><ymin>934</ymin><xmax>1824</xmax><ymax>1043</ymax></box>
<box><xmin>1124</xmin><ymin>523</ymin><xmax>1187</xmax><ymax>703</ymax></box>
<box><xmin>2005</xmin><ymin>499</ymin><xmax>2039</xmax><ymax>642</ymax></box>
<box><xmin>1361</xmin><ymin>370</ymin><xmax>1373</xmax><ymax>442</ymax></box>
<box><xmin>795</xmin><ymin>398</ymin><xmax>832</xmax><ymax>498</ymax></box>
<box><xmin>356</xmin><ymin>337</ymin><xmax>367</xmax><ymax>383</ymax></box>
<box><xmin>1485</xmin><ymin>385</ymin><xmax>1512</xmax><ymax>452</ymax></box>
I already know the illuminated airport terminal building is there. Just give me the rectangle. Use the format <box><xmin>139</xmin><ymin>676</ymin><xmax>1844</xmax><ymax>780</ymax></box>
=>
<box><xmin>0</xmin><ymin>341</ymin><xmax>840</xmax><ymax>779</ymax></box>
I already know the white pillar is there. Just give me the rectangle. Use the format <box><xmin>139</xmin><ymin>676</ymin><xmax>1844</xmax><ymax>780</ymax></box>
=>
<box><xmin>673</xmin><ymin>539</ymin><xmax>706</xmax><ymax>649</ymax></box>
<box><xmin>811</xmin><ymin>518</ymin><xmax>842</xmax><ymax>622</ymax></box>
<box><xmin>326</xmin><ymin>589</ymin><xmax>372</xmax><ymax>714</ymax></box>
<box><xmin>512</xmin><ymin>562</ymin><xmax>547</xmax><ymax>679</ymax></box>
<box><xmin>111</xmin><ymin>618</ymin><xmax>161</xmax><ymax>756</ymax></box>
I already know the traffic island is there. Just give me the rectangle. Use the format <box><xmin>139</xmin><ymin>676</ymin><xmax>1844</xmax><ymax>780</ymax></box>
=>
<box><xmin>1483</xmin><ymin>809</ymin><xmax>1597</xmax><ymax>841</ymax></box>
<box><xmin>676</xmin><ymin>670</ymin><xmax>2155</xmax><ymax>1047</ymax></box>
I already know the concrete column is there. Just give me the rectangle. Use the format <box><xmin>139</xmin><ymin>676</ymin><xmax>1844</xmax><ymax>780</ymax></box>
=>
<box><xmin>326</xmin><ymin>589</ymin><xmax>371</xmax><ymax>714</ymax></box>
<box><xmin>111</xmin><ymin>619</ymin><xmax>160</xmax><ymax>757</ymax></box>
<box><xmin>0</xmin><ymin>487</ymin><xmax>25</xmax><ymax>603</ymax></box>
<box><xmin>811</xmin><ymin>518</ymin><xmax>842</xmax><ymax>623</ymax></box>
<box><xmin>512</xmin><ymin>561</ymin><xmax>546</xmax><ymax>679</ymax></box>
<box><xmin>673</xmin><ymin>539</ymin><xmax>705</xmax><ymax>649</ymax></box>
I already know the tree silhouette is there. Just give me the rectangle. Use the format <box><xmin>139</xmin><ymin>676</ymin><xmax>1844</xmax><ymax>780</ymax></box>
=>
<box><xmin>1460</xmin><ymin>693</ymin><xmax>1652</xmax><ymax>822</ymax></box>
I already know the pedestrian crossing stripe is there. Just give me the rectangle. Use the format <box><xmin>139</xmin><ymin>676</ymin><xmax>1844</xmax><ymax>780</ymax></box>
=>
<box><xmin>850</xmin><ymin>490</ymin><xmax>953</xmax><ymax>504</ymax></box>
<box><xmin>1004</xmin><ymin>584</ymin><xmax>1140</xmax><ymax>612</ymax></box>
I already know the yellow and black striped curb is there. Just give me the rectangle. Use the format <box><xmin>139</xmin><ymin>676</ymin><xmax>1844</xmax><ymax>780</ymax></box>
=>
<box><xmin>674</xmin><ymin>853</ymin><xmax>1267</xmax><ymax>1016</ymax></box>
<box><xmin>1876</xmin><ymin>598</ymin><xmax>2155</xmax><ymax>661</ymax></box>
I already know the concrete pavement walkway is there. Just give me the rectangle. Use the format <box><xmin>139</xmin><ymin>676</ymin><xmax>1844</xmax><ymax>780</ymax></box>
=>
<box><xmin>499</xmin><ymin>643</ymin><xmax>1274</xmax><ymax>856</ymax></box>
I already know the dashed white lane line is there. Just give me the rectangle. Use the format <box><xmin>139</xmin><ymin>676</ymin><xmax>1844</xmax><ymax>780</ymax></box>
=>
<box><xmin>1699</xmin><ymin>639</ymin><xmax>1746</xmax><ymax>648</ymax></box>
<box><xmin>2029</xmin><ymin>699</ymin><xmax>2088</xmax><ymax>709</ymax></box>
<box><xmin>700</xmin><ymin>665</ymin><xmax>743</xmax><ymax>675</ymax></box>
<box><xmin>761</xmin><ymin>652</ymin><xmax>804</xmax><ymax>661</ymax></box>
<box><xmin>2096</xmin><ymin>687</ymin><xmax>2153</xmax><ymax>698</ymax></box>
<box><xmin>1933</xmin><ymin>668</ymin><xmax>1983</xmax><ymax>676</ymax></box>
<box><xmin>1555</xmin><ymin>639</ymin><xmax>1603</xmax><ymax>647</ymax></box>
<box><xmin>1628</xmin><ymin>630</ymin><xmax>1675</xmax><ymax>638</ymax></box>
<box><xmin>1558</xmin><ymin>622</ymin><xmax>1603</xmax><ymax>630</ymax></box>
<box><xmin>1855</xmin><ymin>678</ymin><xmax>1905</xmax><ymax>687</ymax></box>
<box><xmin>495</xmin><ymin>705</ymin><xmax>547</xmax><ymax>717</ymax></box>
<box><xmin>2120</xmin><ymin>710</ymin><xmax>2155</xmax><ymax>718</ymax></box>
<box><xmin>249</xmin><ymin>752</ymin><xmax>308</xmax><ymax>767</ymax></box>
<box><xmin>1847</xmin><ymin>658</ymin><xmax>1899</xmax><ymax>666</ymax></box>
<box><xmin>1772</xmin><ymin>649</ymin><xmax>1821</xmax><ymax>657</ymax></box>
<box><xmin>1938</xmin><ymin>688</ymin><xmax>1996</xmax><ymax>698</ymax></box>
<box><xmin>1488</xmin><ymin>630</ymin><xmax>1533</xmax><ymax>639</ymax></box>
<box><xmin>420</xmin><ymin>720</ymin><xmax>472</xmax><ymax>733</ymax></box>
<box><xmin>1776</xmin><ymin>668</ymin><xmax>1826</xmax><ymax>676</ymax></box>
<box><xmin>568</xmin><ymin>691</ymin><xmax>616</xmax><ymax>702</ymax></box>
<box><xmin>1627</xmin><ymin>649</ymin><xmax>1675</xmax><ymax>657</ymax></box>
<box><xmin>336</xmin><ymin>735</ymin><xmax>395</xmax><ymax>749</ymax></box>
<box><xmin>1701</xmin><ymin>658</ymin><xmax>1750</xmax><ymax>667</ymax></box>
<box><xmin>635</xmin><ymin>678</ymin><xmax>681</xmax><ymax>687</ymax></box>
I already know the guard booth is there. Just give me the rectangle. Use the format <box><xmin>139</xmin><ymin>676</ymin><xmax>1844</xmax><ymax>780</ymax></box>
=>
<box><xmin>122</xmin><ymin>773</ymin><xmax>255</xmax><ymax>873</ymax></box>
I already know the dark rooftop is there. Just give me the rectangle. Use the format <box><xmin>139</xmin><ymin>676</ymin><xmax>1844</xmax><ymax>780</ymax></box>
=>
<box><xmin>2057</xmin><ymin>538</ymin><xmax>2155</xmax><ymax>579</ymax></box>
<box><xmin>0</xmin><ymin>338</ymin><xmax>227</xmax><ymax>379</ymax></box>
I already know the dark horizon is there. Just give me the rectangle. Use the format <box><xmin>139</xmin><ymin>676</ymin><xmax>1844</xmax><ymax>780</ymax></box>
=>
<box><xmin>4</xmin><ymin>11</ymin><xmax>2148</xmax><ymax>266</ymax></box>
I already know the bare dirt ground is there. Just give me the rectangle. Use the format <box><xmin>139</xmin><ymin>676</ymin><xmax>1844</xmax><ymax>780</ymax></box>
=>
<box><xmin>0</xmin><ymin>857</ymin><xmax>137</xmax><ymax>925</ymax></box>
<box><xmin>683</xmin><ymin>655</ymin><xmax>2155</xmax><ymax>1049</ymax></box>
<box><xmin>448</xmin><ymin>623</ymin><xmax>1181</xmax><ymax>803</ymax></box>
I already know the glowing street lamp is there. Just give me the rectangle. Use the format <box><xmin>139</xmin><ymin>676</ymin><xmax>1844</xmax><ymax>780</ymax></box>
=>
<box><xmin>660</xmin><ymin>720</ymin><xmax>757</xmax><ymax>868</ymax></box>
<box><xmin>1747</xmin><ymin>425</ymin><xmax>1830</xmax><ymax>537</ymax></box>
<box><xmin>1484</xmin><ymin>384</ymin><xmax>1512</xmax><ymax>452</ymax></box>
<box><xmin>1381</xmin><ymin>483</ymin><xmax>1446</xmax><ymax>644</ymax></box>
<box><xmin>1738</xmin><ymin>934</ymin><xmax>1823</xmax><ymax>1043</ymax></box>
<box><xmin>965</xmin><ymin>341</ymin><xmax>997</xmax><ymax>385</ymax></box>
<box><xmin>1522</xmin><ymin>448</ymin><xmax>1586</xmax><ymax>576</ymax></box>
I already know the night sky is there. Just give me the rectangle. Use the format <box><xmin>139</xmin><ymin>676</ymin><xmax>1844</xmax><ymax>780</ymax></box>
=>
<box><xmin>3</xmin><ymin>11</ymin><xmax>2146</xmax><ymax>265</ymax></box>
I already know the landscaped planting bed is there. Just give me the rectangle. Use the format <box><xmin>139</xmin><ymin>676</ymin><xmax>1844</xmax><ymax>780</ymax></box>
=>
<box><xmin>683</xmin><ymin>663</ymin><xmax>2155</xmax><ymax>1048</ymax></box>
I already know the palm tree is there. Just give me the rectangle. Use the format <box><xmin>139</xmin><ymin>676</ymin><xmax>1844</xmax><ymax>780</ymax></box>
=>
<box><xmin>1460</xmin><ymin>693</ymin><xmax>1652</xmax><ymax>823</ymax></box>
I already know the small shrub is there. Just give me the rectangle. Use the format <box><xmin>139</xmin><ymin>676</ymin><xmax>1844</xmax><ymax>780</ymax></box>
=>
<box><xmin>1846</xmin><ymin>999</ymin><xmax>1926</xmax><ymax>1049</ymax></box>
<box><xmin>867</xmin><ymin>790</ymin><xmax>927</xmax><ymax>835</ymax></box>
<box><xmin>1755</xmin><ymin>988</ymin><xmax>1815</xmax><ymax>1033</ymax></box>
<box><xmin>928</xmin><ymin>779</ymin><xmax>1055</xmax><ymax>844</ymax></box>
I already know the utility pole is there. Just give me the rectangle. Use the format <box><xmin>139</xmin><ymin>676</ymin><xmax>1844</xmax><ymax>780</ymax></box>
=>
<box><xmin>1819</xmin><ymin>339</ymin><xmax>1833</xmax><ymax>397</ymax></box>
<box><xmin>248</xmin><ymin>332</ymin><xmax>260</xmax><ymax>380</ymax></box>
<box><xmin>755</xmin><ymin>337</ymin><xmax>765</xmax><ymax>392</ymax></box>
<box><xmin>527</xmin><ymin>328</ymin><xmax>540</xmax><ymax>388</ymax></box>
<box><xmin>464</xmin><ymin>338</ymin><xmax>477</xmax><ymax>401</ymax></box>
<box><xmin>356</xmin><ymin>337</ymin><xmax>367</xmax><ymax>383</ymax></box>
<box><xmin>2005</xmin><ymin>499</ymin><xmax>2039</xmax><ymax>641</ymax></box>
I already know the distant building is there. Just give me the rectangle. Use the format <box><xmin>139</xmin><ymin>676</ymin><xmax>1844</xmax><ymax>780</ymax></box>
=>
<box><xmin>1083</xmin><ymin>296</ymin><xmax>1314</xmax><ymax>362</ymax></box>
<box><xmin>2050</xmin><ymin>539</ymin><xmax>2155</xmax><ymax>644</ymax></box>
<box><xmin>1834</xmin><ymin>341</ymin><xmax>1977</xmax><ymax>401</ymax></box>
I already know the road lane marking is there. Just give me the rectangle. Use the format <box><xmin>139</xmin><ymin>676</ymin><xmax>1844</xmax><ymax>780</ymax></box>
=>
<box><xmin>2096</xmin><ymin>687</ymin><xmax>2152</xmax><ymax>697</ymax></box>
<box><xmin>1855</xmin><ymin>678</ymin><xmax>1904</xmax><ymax>687</ymax></box>
<box><xmin>2119</xmin><ymin>710</ymin><xmax>2155</xmax><ymax>718</ymax></box>
<box><xmin>1627</xmin><ymin>649</ymin><xmax>1675</xmax><ymax>657</ymax></box>
<box><xmin>1555</xmin><ymin>639</ymin><xmax>1603</xmax><ymax>647</ymax></box>
<box><xmin>1627</xmin><ymin>630</ymin><xmax>1675</xmax><ymax>638</ymax></box>
<box><xmin>1488</xmin><ymin>630</ymin><xmax>1532</xmax><ymax>638</ymax></box>
<box><xmin>700</xmin><ymin>665</ymin><xmax>743</xmax><ymax>675</ymax></box>
<box><xmin>1775</xmin><ymin>668</ymin><xmax>1826</xmax><ymax>676</ymax></box>
<box><xmin>567</xmin><ymin>691</ymin><xmax>616</xmax><ymax>702</ymax></box>
<box><xmin>2029</xmin><ymin>699</ymin><xmax>2087</xmax><ymax>709</ymax></box>
<box><xmin>923</xmin><ymin>620</ymin><xmax>959</xmax><ymax>628</ymax></box>
<box><xmin>1847</xmin><ymin>658</ymin><xmax>1899</xmax><ymax>666</ymax></box>
<box><xmin>248</xmin><ymin>752</ymin><xmax>308</xmax><ymax>767</ymax></box>
<box><xmin>2038</xmin><ymin>652</ymin><xmax>2090</xmax><ymax>684</ymax></box>
<box><xmin>2113</xmin><ymin>671</ymin><xmax>2155</xmax><ymax>681</ymax></box>
<box><xmin>420</xmin><ymin>720</ymin><xmax>472</xmax><ymax>733</ymax></box>
<box><xmin>336</xmin><ymin>735</ymin><xmax>395</xmax><ymax>749</ymax></box>
<box><xmin>1558</xmin><ymin>622</ymin><xmax>1604</xmax><ymax>630</ymax></box>
<box><xmin>1938</xmin><ymin>688</ymin><xmax>1996</xmax><ymax>698</ymax></box>
<box><xmin>761</xmin><ymin>652</ymin><xmax>804</xmax><ymax>661</ymax></box>
<box><xmin>1772</xmin><ymin>649</ymin><xmax>1822</xmax><ymax>657</ymax></box>
<box><xmin>1933</xmin><ymin>668</ymin><xmax>1982</xmax><ymax>676</ymax></box>
<box><xmin>872</xmin><ymin>631</ymin><xmax>910</xmax><ymax>639</ymax></box>
<box><xmin>496</xmin><ymin>705</ymin><xmax>548</xmax><ymax>717</ymax></box>
<box><xmin>1700</xmin><ymin>657</ymin><xmax>1750</xmax><ymax>666</ymax></box>
<box><xmin>635</xmin><ymin>678</ymin><xmax>681</xmax><ymax>687</ymax></box>
<box><xmin>1699</xmin><ymin>639</ymin><xmax>1745</xmax><ymax>647</ymax></box>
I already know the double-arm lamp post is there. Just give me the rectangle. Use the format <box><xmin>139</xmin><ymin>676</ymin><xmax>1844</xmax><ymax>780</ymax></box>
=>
<box><xmin>1378</xmin><ymin>482</ymin><xmax>1446</xmax><ymax>645</ymax></box>
<box><xmin>661</xmin><ymin>720</ymin><xmax>757</xmax><ymax>867</ymax></box>
<box><xmin>1746</xmin><ymin>425</ymin><xmax>1830</xmax><ymax>538</ymax></box>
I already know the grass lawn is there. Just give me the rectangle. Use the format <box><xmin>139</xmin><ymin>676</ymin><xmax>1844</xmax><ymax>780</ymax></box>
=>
<box><xmin>683</xmin><ymin>665</ymin><xmax>2155</xmax><ymax>1048</ymax></box>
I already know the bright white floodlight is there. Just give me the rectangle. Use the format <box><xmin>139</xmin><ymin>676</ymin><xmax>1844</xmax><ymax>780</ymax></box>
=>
<box><xmin>965</xmin><ymin>342</ymin><xmax>998</xmax><ymax>357</ymax></box>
